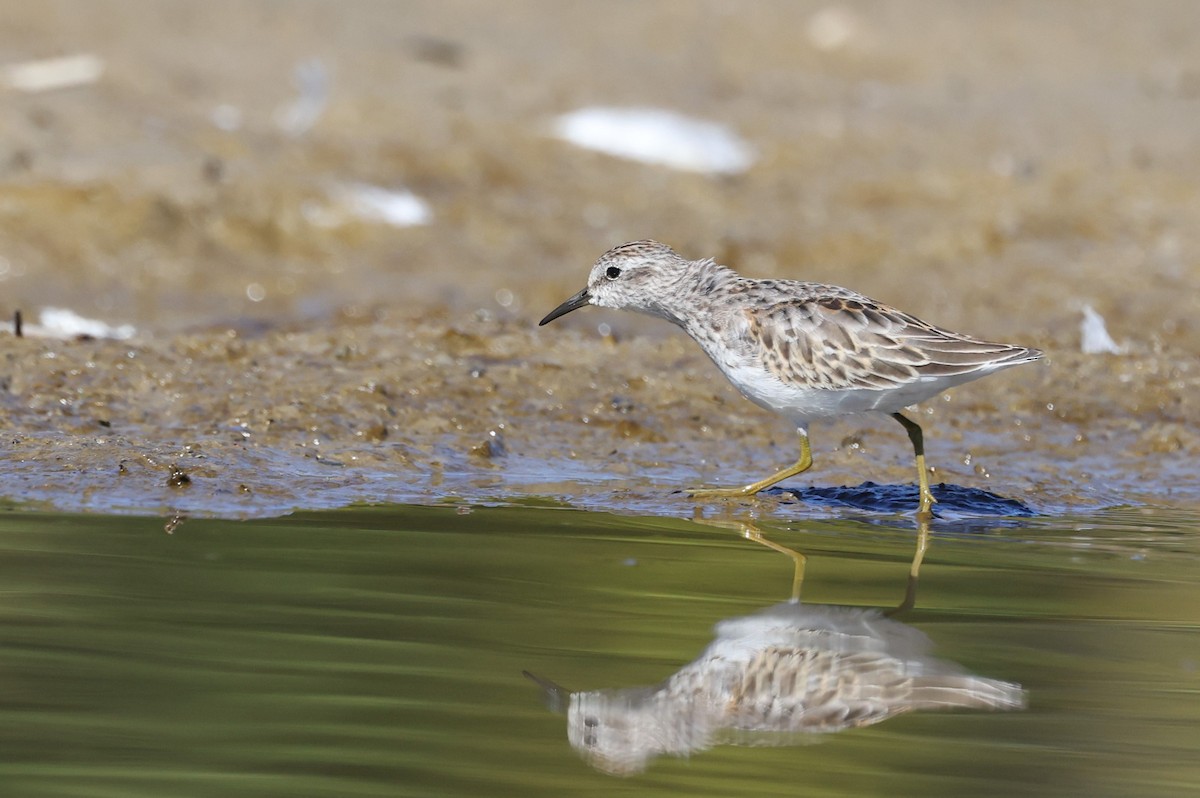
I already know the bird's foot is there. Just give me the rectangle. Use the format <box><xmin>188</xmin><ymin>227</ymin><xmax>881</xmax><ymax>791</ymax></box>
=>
<box><xmin>915</xmin><ymin>487</ymin><xmax>938</xmax><ymax>520</ymax></box>
<box><xmin>685</xmin><ymin>485</ymin><xmax>758</xmax><ymax>500</ymax></box>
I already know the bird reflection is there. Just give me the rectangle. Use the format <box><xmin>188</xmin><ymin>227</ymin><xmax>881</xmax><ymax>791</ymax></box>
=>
<box><xmin>525</xmin><ymin>520</ymin><xmax>1024</xmax><ymax>776</ymax></box>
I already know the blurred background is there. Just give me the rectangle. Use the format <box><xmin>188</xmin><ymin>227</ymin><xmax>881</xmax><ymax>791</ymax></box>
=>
<box><xmin>3</xmin><ymin>0</ymin><xmax>1197</xmax><ymax>342</ymax></box>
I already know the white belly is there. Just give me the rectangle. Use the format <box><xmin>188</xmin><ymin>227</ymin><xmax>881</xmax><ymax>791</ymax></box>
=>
<box><xmin>719</xmin><ymin>360</ymin><xmax>968</xmax><ymax>427</ymax></box>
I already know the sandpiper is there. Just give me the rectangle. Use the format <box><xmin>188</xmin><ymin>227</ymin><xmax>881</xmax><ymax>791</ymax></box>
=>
<box><xmin>540</xmin><ymin>241</ymin><xmax>1042</xmax><ymax>517</ymax></box>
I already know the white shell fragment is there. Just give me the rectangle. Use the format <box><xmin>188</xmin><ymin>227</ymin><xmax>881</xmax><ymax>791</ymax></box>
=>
<box><xmin>303</xmin><ymin>183</ymin><xmax>432</xmax><ymax>229</ymax></box>
<box><xmin>553</xmin><ymin>107</ymin><xmax>755</xmax><ymax>175</ymax></box>
<box><xmin>1080</xmin><ymin>304</ymin><xmax>1123</xmax><ymax>354</ymax></box>
<box><xmin>3</xmin><ymin>308</ymin><xmax>136</xmax><ymax>340</ymax></box>
<box><xmin>274</xmin><ymin>59</ymin><xmax>330</xmax><ymax>137</ymax></box>
<box><xmin>0</xmin><ymin>54</ymin><xmax>104</xmax><ymax>93</ymax></box>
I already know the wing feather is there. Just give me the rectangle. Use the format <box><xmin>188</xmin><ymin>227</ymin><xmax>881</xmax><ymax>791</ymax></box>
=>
<box><xmin>743</xmin><ymin>292</ymin><xmax>1040</xmax><ymax>392</ymax></box>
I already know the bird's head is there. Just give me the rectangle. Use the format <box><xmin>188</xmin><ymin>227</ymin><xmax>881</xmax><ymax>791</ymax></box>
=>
<box><xmin>539</xmin><ymin>240</ymin><xmax>693</xmax><ymax>325</ymax></box>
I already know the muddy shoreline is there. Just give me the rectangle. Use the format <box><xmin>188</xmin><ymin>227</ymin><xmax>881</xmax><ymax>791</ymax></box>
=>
<box><xmin>1</xmin><ymin>305</ymin><xmax>1195</xmax><ymax>517</ymax></box>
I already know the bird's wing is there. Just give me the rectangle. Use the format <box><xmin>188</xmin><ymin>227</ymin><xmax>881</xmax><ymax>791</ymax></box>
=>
<box><xmin>723</xmin><ymin>647</ymin><xmax>905</xmax><ymax>736</ymax></box>
<box><xmin>742</xmin><ymin>295</ymin><xmax>1036</xmax><ymax>391</ymax></box>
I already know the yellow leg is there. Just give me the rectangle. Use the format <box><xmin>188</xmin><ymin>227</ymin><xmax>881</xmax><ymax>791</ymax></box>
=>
<box><xmin>891</xmin><ymin>412</ymin><xmax>937</xmax><ymax>519</ymax></box>
<box><xmin>689</xmin><ymin>431</ymin><xmax>813</xmax><ymax>499</ymax></box>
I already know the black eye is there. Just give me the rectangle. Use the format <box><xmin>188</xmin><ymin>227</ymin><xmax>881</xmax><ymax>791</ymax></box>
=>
<box><xmin>605</xmin><ymin>266</ymin><xmax>621</xmax><ymax>280</ymax></box>
<box><xmin>583</xmin><ymin>716</ymin><xmax>599</xmax><ymax>747</ymax></box>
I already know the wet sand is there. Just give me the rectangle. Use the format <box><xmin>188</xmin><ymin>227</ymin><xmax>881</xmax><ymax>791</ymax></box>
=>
<box><xmin>1</xmin><ymin>1</ymin><xmax>1197</xmax><ymax>517</ymax></box>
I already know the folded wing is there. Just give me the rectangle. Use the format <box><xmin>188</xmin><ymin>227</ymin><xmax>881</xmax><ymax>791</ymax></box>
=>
<box><xmin>743</xmin><ymin>294</ymin><xmax>1040</xmax><ymax>392</ymax></box>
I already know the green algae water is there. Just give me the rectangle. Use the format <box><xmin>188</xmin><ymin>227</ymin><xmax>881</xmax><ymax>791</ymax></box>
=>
<box><xmin>1</xmin><ymin>504</ymin><xmax>1197</xmax><ymax>797</ymax></box>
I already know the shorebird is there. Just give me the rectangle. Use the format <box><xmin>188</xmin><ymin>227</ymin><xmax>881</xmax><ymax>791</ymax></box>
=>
<box><xmin>540</xmin><ymin>240</ymin><xmax>1042</xmax><ymax>517</ymax></box>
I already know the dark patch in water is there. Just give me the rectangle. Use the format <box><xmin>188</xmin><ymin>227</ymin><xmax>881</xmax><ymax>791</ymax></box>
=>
<box><xmin>769</xmin><ymin>481</ymin><xmax>1037</xmax><ymax>518</ymax></box>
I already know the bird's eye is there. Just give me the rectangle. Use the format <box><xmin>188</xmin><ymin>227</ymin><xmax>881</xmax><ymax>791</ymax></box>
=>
<box><xmin>583</xmin><ymin>716</ymin><xmax>599</xmax><ymax>747</ymax></box>
<box><xmin>605</xmin><ymin>266</ymin><xmax>621</xmax><ymax>280</ymax></box>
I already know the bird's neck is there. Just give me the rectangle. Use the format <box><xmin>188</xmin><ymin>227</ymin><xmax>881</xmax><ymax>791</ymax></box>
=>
<box><xmin>647</xmin><ymin>259</ymin><xmax>739</xmax><ymax>328</ymax></box>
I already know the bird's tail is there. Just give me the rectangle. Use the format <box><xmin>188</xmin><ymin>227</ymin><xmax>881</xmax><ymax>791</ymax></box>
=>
<box><xmin>908</xmin><ymin>675</ymin><xmax>1026</xmax><ymax>711</ymax></box>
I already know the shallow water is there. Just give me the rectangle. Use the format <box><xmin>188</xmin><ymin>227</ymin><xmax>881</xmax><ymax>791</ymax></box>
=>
<box><xmin>2</xmin><ymin>503</ymin><xmax>1197</xmax><ymax>797</ymax></box>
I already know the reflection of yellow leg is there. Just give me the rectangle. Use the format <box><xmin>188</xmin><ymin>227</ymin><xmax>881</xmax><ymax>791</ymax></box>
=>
<box><xmin>742</xmin><ymin>526</ymin><xmax>807</xmax><ymax>602</ymax></box>
<box><xmin>689</xmin><ymin>431</ymin><xmax>813</xmax><ymax>499</ymax></box>
<box><xmin>691</xmin><ymin>517</ymin><xmax>807</xmax><ymax>601</ymax></box>
<box><xmin>886</xmin><ymin>519</ymin><xmax>930</xmax><ymax>617</ymax></box>
<box><xmin>892</xmin><ymin>412</ymin><xmax>937</xmax><ymax>519</ymax></box>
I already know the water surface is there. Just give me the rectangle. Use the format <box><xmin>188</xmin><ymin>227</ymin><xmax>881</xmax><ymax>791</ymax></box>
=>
<box><xmin>1</xmin><ymin>504</ymin><xmax>1197</xmax><ymax>796</ymax></box>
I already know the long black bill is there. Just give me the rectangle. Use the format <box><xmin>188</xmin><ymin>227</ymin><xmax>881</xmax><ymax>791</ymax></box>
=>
<box><xmin>538</xmin><ymin>288</ymin><xmax>591</xmax><ymax>326</ymax></box>
<box><xmin>522</xmin><ymin>670</ymin><xmax>571</xmax><ymax>714</ymax></box>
